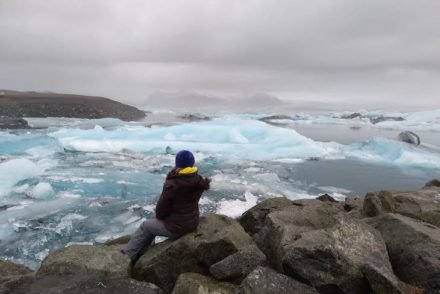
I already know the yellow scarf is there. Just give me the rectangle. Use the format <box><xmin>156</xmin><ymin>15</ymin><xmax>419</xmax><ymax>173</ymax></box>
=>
<box><xmin>178</xmin><ymin>167</ymin><xmax>198</xmax><ymax>175</ymax></box>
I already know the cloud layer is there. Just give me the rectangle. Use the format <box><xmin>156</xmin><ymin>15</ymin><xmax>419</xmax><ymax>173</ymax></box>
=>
<box><xmin>1</xmin><ymin>0</ymin><xmax>439</xmax><ymax>109</ymax></box>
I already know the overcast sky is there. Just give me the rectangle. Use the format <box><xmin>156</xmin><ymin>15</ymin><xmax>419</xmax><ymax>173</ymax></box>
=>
<box><xmin>0</xmin><ymin>0</ymin><xmax>439</xmax><ymax>110</ymax></box>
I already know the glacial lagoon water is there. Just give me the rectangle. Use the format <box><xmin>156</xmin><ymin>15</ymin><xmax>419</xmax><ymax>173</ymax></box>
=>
<box><xmin>1</xmin><ymin>110</ymin><xmax>439</xmax><ymax>268</ymax></box>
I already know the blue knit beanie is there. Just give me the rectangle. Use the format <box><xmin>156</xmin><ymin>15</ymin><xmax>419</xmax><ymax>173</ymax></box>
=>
<box><xmin>175</xmin><ymin>150</ymin><xmax>195</xmax><ymax>168</ymax></box>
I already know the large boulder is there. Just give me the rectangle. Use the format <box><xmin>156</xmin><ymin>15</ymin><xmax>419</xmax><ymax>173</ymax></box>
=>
<box><xmin>253</xmin><ymin>200</ymin><xmax>405</xmax><ymax>293</ymax></box>
<box><xmin>7</xmin><ymin>245</ymin><xmax>162</xmax><ymax>294</ymax></box>
<box><xmin>239</xmin><ymin>197</ymin><xmax>292</xmax><ymax>236</ymax></box>
<box><xmin>0</xmin><ymin>118</ymin><xmax>29</xmax><ymax>129</ymax></box>
<box><xmin>132</xmin><ymin>214</ymin><xmax>254</xmax><ymax>292</ymax></box>
<box><xmin>0</xmin><ymin>260</ymin><xmax>34</xmax><ymax>294</ymax></box>
<box><xmin>209</xmin><ymin>244</ymin><xmax>266</xmax><ymax>283</ymax></box>
<box><xmin>171</xmin><ymin>273</ymin><xmax>236</xmax><ymax>294</ymax></box>
<box><xmin>363</xmin><ymin>191</ymin><xmax>395</xmax><ymax>217</ymax></box>
<box><xmin>363</xmin><ymin>187</ymin><xmax>440</xmax><ymax>227</ymax></box>
<box><xmin>254</xmin><ymin>199</ymin><xmax>344</xmax><ymax>269</ymax></box>
<box><xmin>367</xmin><ymin>213</ymin><xmax>440</xmax><ymax>292</ymax></box>
<box><xmin>12</xmin><ymin>275</ymin><xmax>163</xmax><ymax>294</ymax></box>
<box><xmin>424</xmin><ymin>179</ymin><xmax>440</xmax><ymax>188</ymax></box>
<box><xmin>37</xmin><ymin>244</ymin><xmax>129</xmax><ymax>278</ymax></box>
<box><xmin>239</xmin><ymin>266</ymin><xmax>318</xmax><ymax>294</ymax></box>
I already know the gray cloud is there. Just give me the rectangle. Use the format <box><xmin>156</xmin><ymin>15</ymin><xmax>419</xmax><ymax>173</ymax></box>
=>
<box><xmin>0</xmin><ymin>0</ymin><xmax>439</xmax><ymax>110</ymax></box>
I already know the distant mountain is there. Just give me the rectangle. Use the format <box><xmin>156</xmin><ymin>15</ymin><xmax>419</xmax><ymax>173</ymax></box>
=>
<box><xmin>144</xmin><ymin>91</ymin><xmax>287</xmax><ymax>112</ymax></box>
<box><xmin>0</xmin><ymin>90</ymin><xmax>145</xmax><ymax>121</ymax></box>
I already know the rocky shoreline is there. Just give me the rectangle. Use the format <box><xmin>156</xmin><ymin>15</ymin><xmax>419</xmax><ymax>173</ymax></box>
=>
<box><xmin>1</xmin><ymin>180</ymin><xmax>440</xmax><ymax>294</ymax></box>
<box><xmin>0</xmin><ymin>90</ymin><xmax>145</xmax><ymax>126</ymax></box>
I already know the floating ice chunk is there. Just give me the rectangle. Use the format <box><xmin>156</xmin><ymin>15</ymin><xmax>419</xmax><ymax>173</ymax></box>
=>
<box><xmin>58</xmin><ymin>192</ymin><xmax>82</xmax><ymax>198</ymax></box>
<box><xmin>216</xmin><ymin>191</ymin><xmax>258</xmax><ymax>218</ymax></box>
<box><xmin>55</xmin><ymin>213</ymin><xmax>87</xmax><ymax>234</ymax></box>
<box><xmin>346</xmin><ymin>138</ymin><xmax>440</xmax><ymax>169</ymax></box>
<box><xmin>28</xmin><ymin>182</ymin><xmax>54</xmax><ymax>199</ymax></box>
<box><xmin>0</xmin><ymin>159</ymin><xmax>42</xmax><ymax>197</ymax></box>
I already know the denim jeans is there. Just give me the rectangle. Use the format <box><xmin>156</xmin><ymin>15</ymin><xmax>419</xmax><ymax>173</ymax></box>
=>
<box><xmin>123</xmin><ymin>218</ymin><xmax>178</xmax><ymax>262</ymax></box>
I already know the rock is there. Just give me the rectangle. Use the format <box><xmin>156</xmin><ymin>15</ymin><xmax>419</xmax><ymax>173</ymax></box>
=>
<box><xmin>424</xmin><ymin>179</ymin><xmax>440</xmax><ymax>188</ymax></box>
<box><xmin>0</xmin><ymin>260</ymin><xmax>33</xmax><ymax>277</ymax></box>
<box><xmin>344</xmin><ymin>196</ymin><xmax>364</xmax><ymax>219</ymax></box>
<box><xmin>0</xmin><ymin>118</ymin><xmax>29</xmax><ymax>129</ymax></box>
<box><xmin>133</xmin><ymin>214</ymin><xmax>254</xmax><ymax>292</ymax></box>
<box><xmin>369</xmin><ymin>116</ymin><xmax>405</xmax><ymax>124</ymax></box>
<box><xmin>282</xmin><ymin>218</ymin><xmax>406</xmax><ymax>293</ymax></box>
<box><xmin>172</xmin><ymin>273</ymin><xmax>236</xmax><ymax>294</ymax></box>
<box><xmin>362</xmin><ymin>188</ymin><xmax>440</xmax><ymax>227</ymax></box>
<box><xmin>177</xmin><ymin>113</ymin><xmax>211</xmax><ymax>122</ymax></box>
<box><xmin>341</xmin><ymin>112</ymin><xmax>362</xmax><ymax>119</ymax></box>
<box><xmin>37</xmin><ymin>244</ymin><xmax>129</xmax><ymax>278</ymax></box>
<box><xmin>239</xmin><ymin>197</ymin><xmax>292</xmax><ymax>236</ymax></box>
<box><xmin>239</xmin><ymin>266</ymin><xmax>318</xmax><ymax>294</ymax></box>
<box><xmin>0</xmin><ymin>260</ymin><xmax>34</xmax><ymax>294</ymax></box>
<box><xmin>12</xmin><ymin>274</ymin><xmax>162</xmax><ymax>294</ymax></box>
<box><xmin>316</xmin><ymin>194</ymin><xmax>338</xmax><ymax>202</ymax></box>
<box><xmin>366</xmin><ymin>213</ymin><xmax>440</xmax><ymax>292</ymax></box>
<box><xmin>363</xmin><ymin>191</ymin><xmax>395</xmax><ymax>217</ymax></box>
<box><xmin>209</xmin><ymin>245</ymin><xmax>266</xmax><ymax>283</ymax></box>
<box><xmin>397</xmin><ymin>131</ymin><xmax>421</xmax><ymax>145</ymax></box>
<box><xmin>104</xmin><ymin>235</ymin><xmax>131</xmax><ymax>246</ymax></box>
<box><xmin>253</xmin><ymin>200</ymin><xmax>405</xmax><ymax>293</ymax></box>
<box><xmin>254</xmin><ymin>200</ymin><xmax>344</xmax><ymax>269</ymax></box>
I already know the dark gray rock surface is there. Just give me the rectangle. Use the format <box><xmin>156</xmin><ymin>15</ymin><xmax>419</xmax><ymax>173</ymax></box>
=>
<box><xmin>132</xmin><ymin>214</ymin><xmax>254</xmax><ymax>292</ymax></box>
<box><xmin>172</xmin><ymin>273</ymin><xmax>236</xmax><ymax>294</ymax></box>
<box><xmin>209</xmin><ymin>244</ymin><xmax>266</xmax><ymax>283</ymax></box>
<box><xmin>0</xmin><ymin>118</ymin><xmax>29</xmax><ymax>129</ymax></box>
<box><xmin>367</xmin><ymin>213</ymin><xmax>440</xmax><ymax>292</ymax></box>
<box><xmin>239</xmin><ymin>266</ymin><xmax>318</xmax><ymax>294</ymax></box>
<box><xmin>362</xmin><ymin>186</ymin><xmax>440</xmax><ymax>227</ymax></box>
<box><xmin>239</xmin><ymin>197</ymin><xmax>293</xmax><ymax>236</ymax></box>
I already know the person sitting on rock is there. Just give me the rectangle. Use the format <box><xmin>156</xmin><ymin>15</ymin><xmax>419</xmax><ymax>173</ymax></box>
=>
<box><xmin>122</xmin><ymin>150</ymin><xmax>211</xmax><ymax>263</ymax></box>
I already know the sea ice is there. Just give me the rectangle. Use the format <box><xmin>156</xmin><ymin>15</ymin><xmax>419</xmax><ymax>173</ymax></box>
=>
<box><xmin>0</xmin><ymin>158</ymin><xmax>42</xmax><ymax>197</ymax></box>
<box><xmin>216</xmin><ymin>191</ymin><xmax>258</xmax><ymax>218</ymax></box>
<box><xmin>28</xmin><ymin>182</ymin><xmax>54</xmax><ymax>199</ymax></box>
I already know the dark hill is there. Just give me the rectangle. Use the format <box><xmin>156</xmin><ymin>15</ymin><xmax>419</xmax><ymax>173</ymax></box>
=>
<box><xmin>0</xmin><ymin>90</ymin><xmax>145</xmax><ymax>121</ymax></box>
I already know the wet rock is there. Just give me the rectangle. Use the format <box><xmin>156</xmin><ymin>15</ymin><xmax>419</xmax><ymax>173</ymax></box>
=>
<box><xmin>239</xmin><ymin>266</ymin><xmax>318</xmax><ymax>294</ymax></box>
<box><xmin>37</xmin><ymin>244</ymin><xmax>129</xmax><ymax>278</ymax></box>
<box><xmin>209</xmin><ymin>245</ymin><xmax>266</xmax><ymax>283</ymax></box>
<box><xmin>367</xmin><ymin>213</ymin><xmax>440</xmax><ymax>292</ymax></box>
<box><xmin>133</xmin><ymin>214</ymin><xmax>254</xmax><ymax>292</ymax></box>
<box><xmin>397</xmin><ymin>131</ymin><xmax>421</xmax><ymax>145</ymax></box>
<box><xmin>239</xmin><ymin>197</ymin><xmax>293</xmax><ymax>236</ymax></box>
<box><xmin>0</xmin><ymin>118</ymin><xmax>29</xmax><ymax>129</ymax></box>
<box><xmin>172</xmin><ymin>273</ymin><xmax>236</xmax><ymax>294</ymax></box>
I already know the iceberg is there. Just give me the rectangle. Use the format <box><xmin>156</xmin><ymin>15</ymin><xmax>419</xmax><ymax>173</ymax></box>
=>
<box><xmin>0</xmin><ymin>158</ymin><xmax>42</xmax><ymax>197</ymax></box>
